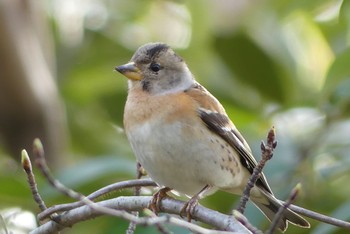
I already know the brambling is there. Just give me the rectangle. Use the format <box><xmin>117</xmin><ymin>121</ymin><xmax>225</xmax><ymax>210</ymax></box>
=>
<box><xmin>115</xmin><ymin>43</ymin><xmax>310</xmax><ymax>232</ymax></box>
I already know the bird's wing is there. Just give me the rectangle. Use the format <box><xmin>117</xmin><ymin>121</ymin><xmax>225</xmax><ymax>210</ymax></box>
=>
<box><xmin>184</xmin><ymin>82</ymin><xmax>273</xmax><ymax>194</ymax></box>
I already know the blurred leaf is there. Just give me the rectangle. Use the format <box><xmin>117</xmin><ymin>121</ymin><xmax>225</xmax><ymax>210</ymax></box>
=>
<box><xmin>339</xmin><ymin>0</ymin><xmax>350</xmax><ymax>44</ymax></box>
<box><xmin>273</xmin><ymin>0</ymin><xmax>337</xmax><ymax>16</ymax></box>
<box><xmin>60</xmin><ymin>33</ymin><xmax>128</xmax><ymax>105</ymax></box>
<box><xmin>323</xmin><ymin>48</ymin><xmax>350</xmax><ymax>95</ymax></box>
<box><xmin>215</xmin><ymin>33</ymin><xmax>284</xmax><ymax>102</ymax></box>
<box><xmin>282</xmin><ymin>11</ymin><xmax>334</xmax><ymax>96</ymax></box>
<box><xmin>322</xmin><ymin>48</ymin><xmax>350</xmax><ymax>116</ymax></box>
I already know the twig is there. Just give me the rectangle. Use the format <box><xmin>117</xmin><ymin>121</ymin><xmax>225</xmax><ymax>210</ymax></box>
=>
<box><xmin>0</xmin><ymin>214</ymin><xmax>9</xmax><ymax>234</ymax></box>
<box><xmin>126</xmin><ymin>162</ymin><xmax>146</xmax><ymax>234</ymax></box>
<box><xmin>32</xmin><ymin>139</ymin><xmax>153</xmax><ymax>224</ymax></box>
<box><xmin>267</xmin><ymin>184</ymin><xmax>301</xmax><ymax>234</ymax></box>
<box><xmin>21</xmin><ymin>150</ymin><xmax>47</xmax><ymax>212</ymax></box>
<box><xmin>33</xmin><ymin>138</ymin><xmax>84</xmax><ymax>200</ymax></box>
<box><xmin>237</xmin><ymin>127</ymin><xmax>277</xmax><ymax>214</ymax></box>
<box><xmin>32</xmin><ymin>139</ymin><xmax>146</xmax><ymax>224</ymax></box>
<box><xmin>38</xmin><ymin>179</ymin><xmax>157</xmax><ymax>220</ymax></box>
<box><xmin>143</xmin><ymin>209</ymin><xmax>172</xmax><ymax>234</ymax></box>
<box><xmin>288</xmin><ymin>204</ymin><xmax>350</xmax><ymax>229</ymax></box>
<box><xmin>233</xmin><ymin>210</ymin><xmax>263</xmax><ymax>234</ymax></box>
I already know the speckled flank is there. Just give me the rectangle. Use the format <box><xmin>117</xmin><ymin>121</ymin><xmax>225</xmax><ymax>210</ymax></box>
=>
<box><xmin>220</xmin><ymin>138</ymin><xmax>240</xmax><ymax>177</ymax></box>
<box><xmin>208</xmin><ymin>135</ymin><xmax>239</xmax><ymax>177</ymax></box>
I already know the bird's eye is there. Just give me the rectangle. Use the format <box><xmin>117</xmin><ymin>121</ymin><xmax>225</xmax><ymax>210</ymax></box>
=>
<box><xmin>150</xmin><ymin>63</ymin><xmax>161</xmax><ymax>72</ymax></box>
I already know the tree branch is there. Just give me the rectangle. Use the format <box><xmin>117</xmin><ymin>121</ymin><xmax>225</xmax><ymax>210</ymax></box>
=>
<box><xmin>237</xmin><ymin>127</ymin><xmax>277</xmax><ymax>214</ymax></box>
<box><xmin>288</xmin><ymin>204</ymin><xmax>350</xmax><ymax>229</ymax></box>
<box><xmin>37</xmin><ymin>178</ymin><xmax>157</xmax><ymax>220</ymax></box>
<box><xmin>30</xmin><ymin>196</ymin><xmax>250</xmax><ymax>234</ymax></box>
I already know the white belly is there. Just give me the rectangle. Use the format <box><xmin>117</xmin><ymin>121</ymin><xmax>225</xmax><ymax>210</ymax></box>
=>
<box><xmin>126</xmin><ymin>119</ymin><xmax>245</xmax><ymax>197</ymax></box>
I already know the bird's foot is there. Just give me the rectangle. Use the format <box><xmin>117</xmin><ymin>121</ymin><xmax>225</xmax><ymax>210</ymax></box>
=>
<box><xmin>149</xmin><ymin>187</ymin><xmax>172</xmax><ymax>215</ymax></box>
<box><xmin>180</xmin><ymin>196</ymin><xmax>199</xmax><ymax>222</ymax></box>
<box><xmin>180</xmin><ymin>185</ymin><xmax>211</xmax><ymax>222</ymax></box>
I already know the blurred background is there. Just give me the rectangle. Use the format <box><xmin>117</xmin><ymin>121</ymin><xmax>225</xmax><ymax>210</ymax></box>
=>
<box><xmin>0</xmin><ymin>0</ymin><xmax>349</xmax><ymax>233</ymax></box>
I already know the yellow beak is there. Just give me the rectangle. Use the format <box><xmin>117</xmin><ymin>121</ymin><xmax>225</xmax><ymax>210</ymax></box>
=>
<box><xmin>115</xmin><ymin>62</ymin><xmax>142</xmax><ymax>81</ymax></box>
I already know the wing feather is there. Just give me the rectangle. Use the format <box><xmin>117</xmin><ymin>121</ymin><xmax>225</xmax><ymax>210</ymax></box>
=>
<box><xmin>185</xmin><ymin>82</ymin><xmax>273</xmax><ymax>194</ymax></box>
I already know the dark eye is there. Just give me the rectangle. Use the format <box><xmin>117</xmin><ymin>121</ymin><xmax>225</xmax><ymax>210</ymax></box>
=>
<box><xmin>150</xmin><ymin>63</ymin><xmax>161</xmax><ymax>72</ymax></box>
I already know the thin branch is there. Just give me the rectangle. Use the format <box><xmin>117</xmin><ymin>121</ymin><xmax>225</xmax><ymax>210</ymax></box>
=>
<box><xmin>21</xmin><ymin>150</ymin><xmax>48</xmax><ymax>212</ymax></box>
<box><xmin>233</xmin><ymin>210</ymin><xmax>263</xmax><ymax>234</ymax></box>
<box><xmin>288</xmin><ymin>204</ymin><xmax>350</xmax><ymax>229</ymax></box>
<box><xmin>267</xmin><ymin>184</ymin><xmax>300</xmax><ymax>234</ymax></box>
<box><xmin>0</xmin><ymin>214</ymin><xmax>9</xmax><ymax>234</ymax></box>
<box><xmin>33</xmin><ymin>139</ymin><xmax>83</xmax><ymax>200</ymax></box>
<box><xmin>33</xmin><ymin>139</ymin><xmax>157</xmax><ymax>227</ymax></box>
<box><xmin>143</xmin><ymin>209</ymin><xmax>172</xmax><ymax>234</ymax></box>
<box><xmin>38</xmin><ymin>179</ymin><xmax>157</xmax><ymax>220</ymax></box>
<box><xmin>126</xmin><ymin>162</ymin><xmax>146</xmax><ymax>234</ymax></box>
<box><xmin>237</xmin><ymin>127</ymin><xmax>277</xmax><ymax>214</ymax></box>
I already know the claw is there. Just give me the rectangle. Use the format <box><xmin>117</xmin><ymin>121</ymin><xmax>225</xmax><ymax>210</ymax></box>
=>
<box><xmin>180</xmin><ymin>185</ymin><xmax>212</xmax><ymax>222</ymax></box>
<box><xmin>180</xmin><ymin>197</ymin><xmax>199</xmax><ymax>222</ymax></box>
<box><xmin>149</xmin><ymin>187</ymin><xmax>171</xmax><ymax>215</ymax></box>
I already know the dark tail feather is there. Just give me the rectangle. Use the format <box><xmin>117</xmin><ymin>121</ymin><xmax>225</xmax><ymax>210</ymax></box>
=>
<box><xmin>252</xmin><ymin>192</ymin><xmax>310</xmax><ymax>232</ymax></box>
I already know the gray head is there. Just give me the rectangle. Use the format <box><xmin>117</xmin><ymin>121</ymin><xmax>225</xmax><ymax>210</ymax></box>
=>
<box><xmin>116</xmin><ymin>43</ymin><xmax>194</xmax><ymax>95</ymax></box>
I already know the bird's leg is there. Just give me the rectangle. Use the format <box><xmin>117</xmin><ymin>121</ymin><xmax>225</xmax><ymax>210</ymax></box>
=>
<box><xmin>149</xmin><ymin>187</ymin><xmax>172</xmax><ymax>215</ymax></box>
<box><xmin>180</xmin><ymin>185</ymin><xmax>212</xmax><ymax>222</ymax></box>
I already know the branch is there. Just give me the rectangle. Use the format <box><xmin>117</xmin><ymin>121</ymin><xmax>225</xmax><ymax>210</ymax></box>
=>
<box><xmin>233</xmin><ymin>210</ymin><xmax>263</xmax><ymax>234</ymax></box>
<box><xmin>126</xmin><ymin>162</ymin><xmax>149</xmax><ymax>234</ymax></box>
<box><xmin>288</xmin><ymin>204</ymin><xmax>350</xmax><ymax>229</ymax></box>
<box><xmin>233</xmin><ymin>127</ymin><xmax>350</xmax><ymax>231</ymax></box>
<box><xmin>38</xmin><ymin>178</ymin><xmax>157</xmax><ymax>220</ymax></box>
<box><xmin>21</xmin><ymin>150</ymin><xmax>47</xmax><ymax>212</ymax></box>
<box><xmin>237</xmin><ymin>126</ymin><xmax>277</xmax><ymax>214</ymax></box>
<box><xmin>30</xmin><ymin>196</ymin><xmax>249</xmax><ymax>234</ymax></box>
<box><xmin>267</xmin><ymin>184</ymin><xmax>300</xmax><ymax>234</ymax></box>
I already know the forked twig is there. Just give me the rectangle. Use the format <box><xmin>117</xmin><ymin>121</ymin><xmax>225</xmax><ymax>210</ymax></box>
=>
<box><xmin>237</xmin><ymin>127</ymin><xmax>277</xmax><ymax>214</ymax></box>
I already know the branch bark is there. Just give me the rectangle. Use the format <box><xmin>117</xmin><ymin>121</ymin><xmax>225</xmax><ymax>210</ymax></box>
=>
<box><xmin>30</xmin><ymin>196</ymin><xmax>250</xmax><ymax>234</ymax></box>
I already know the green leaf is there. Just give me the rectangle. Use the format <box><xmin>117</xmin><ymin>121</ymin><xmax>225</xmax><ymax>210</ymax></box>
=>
<box><xmin>322</xmin><ymin>49</ymin><xmax>350</xmax><ymax>115</ymax></box>
<box><xmin>215</xmin><ymin>33</ymin><xmax>284</xmax><ymax>102</ymax></box>
<box><xmin>339</xmin><ymin>0</ymin><xmax>350</xmax><ymax>43</ymax></box>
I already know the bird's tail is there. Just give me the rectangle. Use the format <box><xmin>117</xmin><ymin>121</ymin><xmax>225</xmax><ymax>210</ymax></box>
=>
<box><xmin>251</xmin><ymin>190</ymin><xmax>310</xmax><ymax>232</ymax></box>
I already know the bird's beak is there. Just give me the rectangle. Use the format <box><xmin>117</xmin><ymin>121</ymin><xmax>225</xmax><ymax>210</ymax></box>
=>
<box><xmin>115</xmin><ymin>62</ymin><xmax>142</xmax><ymax>81</ymax></box>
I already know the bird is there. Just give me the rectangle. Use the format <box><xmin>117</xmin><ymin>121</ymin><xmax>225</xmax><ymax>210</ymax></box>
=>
<box><xmin>115</xmin><ymin>42</ymin><xmax>310</xmax><ymax>232</ymax></box>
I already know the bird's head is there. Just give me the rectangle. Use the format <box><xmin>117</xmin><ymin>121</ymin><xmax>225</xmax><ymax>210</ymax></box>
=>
<box><xmin>116</xmin><ymin>43</ymin><xmax>194</xmax><ymax>95</ymax></box>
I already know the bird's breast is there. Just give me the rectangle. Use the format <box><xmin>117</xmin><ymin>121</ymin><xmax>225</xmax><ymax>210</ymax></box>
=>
<box><xmin>123</xmin><ymin>90</ymin><xmax>245</xmax><ymax>196</ymax></box>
